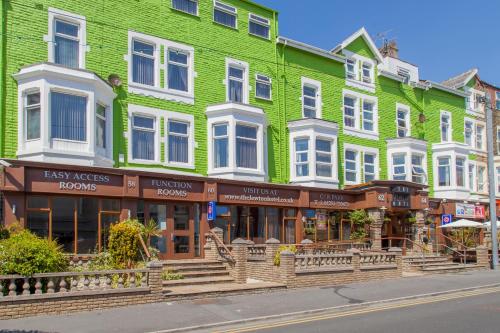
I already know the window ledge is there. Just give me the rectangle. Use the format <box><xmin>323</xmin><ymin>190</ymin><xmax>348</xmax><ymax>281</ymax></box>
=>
<box><xmin>290</xmin><ymin>177</ymin><xmax>339</xmax><ymax>189</ymax></box>
<box><xmin>343</xmin><ymin>127</ymin><xmax>379</xmax><ymax>140</ymax></box>
<box><xmin>165</xmin><ymin>161</ymin><xmax>195</xmax><ymax>170</ymax></box>
<box><xmin>128</xmin><ymin>82</ymin><xmax>194</xmax><ymax>105</ymax></box>
<box><xmin>17</xmin><ymin>148</ymin><xmax>114</xmax><ymax>167</ymax></box>
<box><xmin>208</xmin><ymin>168</ymin><xmax>266</xmax><ymax>182</ymax></box>
<box><xmin>345</xmin><ymin>78</ymin><xmax>375</xmax><ymax>93</ymax></box>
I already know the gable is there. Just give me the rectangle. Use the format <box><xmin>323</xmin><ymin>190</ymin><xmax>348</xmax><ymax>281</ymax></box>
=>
<box><xmin>344</xmin><ymin>36</ymin><xmax>376</xmax><ymax>60</ymax></box>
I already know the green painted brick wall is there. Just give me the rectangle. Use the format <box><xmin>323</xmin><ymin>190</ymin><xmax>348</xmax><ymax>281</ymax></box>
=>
<box><xmin>2</xmin><ymin>0</ymin><xmax>284</xmax><ymax>181</ymax></box>
<box><xmin>278</xmin><ymin>40</ymin><xmax>467</xmax><ymax>196</ymax></box>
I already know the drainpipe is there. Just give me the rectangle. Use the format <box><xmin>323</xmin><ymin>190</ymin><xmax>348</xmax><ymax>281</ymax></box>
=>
<box><xmin>280</xmin><ymin>38</ymin><xmax>289</xmax><ymax>182</ymax></box>
<box><xmin>0</xmin><ymin>1</ymin><xmax>6</xmax><ymax>157</ymax></box>
<box><xmin>272</xmin><ymin>11</ymin><xmax>285</xmax><ymax>182</ymax></box>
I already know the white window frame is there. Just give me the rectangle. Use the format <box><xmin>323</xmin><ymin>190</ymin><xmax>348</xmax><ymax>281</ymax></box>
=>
<box><xmin>464</xmin><ymin>118</ymin><xmax>474</xmax><ymax>147</ymax></box>
<box><xmin>475</xmin><ymin>122</ymin><xmax>485</xmax><ymax>151</ymax></box>
<box><xmin>432</xmin><ymin>142</ymin><xmax>471</xmax><ymax>200</ymax></box>
<box><xmin>342</xmin><ymin>89</ymin><xmax>378</xmax><ymax>140</ymax></box>
<box><xmin>301</xmin><ymin>77</ymin><xmax>322</xmax><ymax>119</ymax></box>
<box><xmin>206</xmin><ymin>104</ymin><xmax>267</xmax><ymax>182</ymax></box>
<box><xmin>315</xmin><ymin>137</ymin><xmax>335</xmax><ymax>179</ymax></box>
<box><xmin>345</xmin><ymin>58</ymin><xmax>357</xmax><ymax>80</ymax></box>
<box><xmin>496</xmin><ymin>92</ymin><xmax>500</xmax><ymax>110</ymax></box>
<box><xmin>497</xmin><ymin>126</ymin><xmax>500</xmax><ymax>154</ymax></box>
<box><xmin>225</xmin><ymin>58</ymin><xmax>249</xmax><ymax>104</ymax></box>
<box><xmin>465</xmin><ymin>87</ymin><xmax>485</xmax><ymax>116</ymax></box>
<box><xmin>293</xmin><ymin>137</ymin><xmax>310</xmax><ymax>178</ymax></box>
<box><xmin>166</xmin><ymin>120</ymin><xmax>192</xmax><ymax>167</ymax></box>
<box><xmin>391</xmin><ymin>153</ymin><xmax>407</xmax><ymax>181</ymax></box>
<box><xmin>46</xmin><ymin>8</ymin><xmax>87</xmax><ymax>69</ymax></box>
<box><xmin>342</xmin><ymin>50</ymin><xmax>376</xmax><ymax>93</ymax></box>
<box><xmin>433</xmin><ymin>152</ymin><xmax>469</xmax><ymax>190</ymax></box>
<box><xmin>255</xmin><ymin>73</ymin><xmax>272</xmax><ymax>101</ymax></box>
<box><xmin>213</xmin><ymin>0</ymin><xmax>238</xmax><ymax>29</ymax></box>
<box><xmin>24</xmin><ymin>90</ymin><xmax>41</xmax><ymax>142</ymax></box>
<box><xmin>361</xmin><ymin>62</ymin><xmax>373</xmax><ymax>84</ymax></box>
<box><xmin>127</xmin><ymin>104</ymin><xmax>195</xmax><ymax>168</ymax></box>
<box><xmin>127</xmin><ymin>31</ymin><xmax>195</xmax><ymax>104</ymax></box>
<box><xmin>343</xmin><ymin>143</ymin><xmax>379</xmax><ymax>185</ymax></box>
<box><xmin>212</xmin><ymin>122</ymin><xmax>229</xmax><ymax>169</ymax></box>
<box><xmin>287</xmin><ymin>119</ymin><xmax>339</xmax><ymax>188</ymax></box>
<box><xmin>95</xmin><ymin>103</ymin><xmax>107</xmax><ymax>151</ymax></box>
<box><xmin>130</xmin><ymin>113</ymin><xmax>158</xmax><ymax>164</ymax></box>
<box><xmin>411</xmin><ymin>153</ymin><xmax>427</xmax><ymax>184</ymax></box>
<box><xmin>248</xmin><ymin>13</ymin><xmax>270</xmax><ymax>39</ymax></box>
<box><xmin>363</xmin><ymin>152</ymin><xmax>376</xmax><ymax>182</ymax></box>
<box><xmin>387</xmin><ymin>139</ymin><xmax>428</xmax><ymax>185</ymax></box>
<box><xmin>171</xmin><ymin>0</ymin><xmax>199</xmax><ymax>16</ymax></box>
<box><xmin>477</xmin><ymin>164</ymin><xmax>486</xmax><ymax>193</ymax></box>
<box><xmin>440</xmin><ymin>111</ymin><xmax>452</xmax><ymax>142</ymax></box>
<box><xmin>396</xmin><ymin>103</ymin><xmax>410</xmax><ymax>138</ymax></box>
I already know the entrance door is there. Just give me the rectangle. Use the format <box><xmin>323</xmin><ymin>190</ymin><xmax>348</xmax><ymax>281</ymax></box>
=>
<box><xmin>167</xmin><ymin>204</ymin><xmax>195</xmax><ymax>259</ymax></box>
<box><xmin>145</xmin><ymin>202</ymin><xmax>195</xmax><ymax>260</ymax></box>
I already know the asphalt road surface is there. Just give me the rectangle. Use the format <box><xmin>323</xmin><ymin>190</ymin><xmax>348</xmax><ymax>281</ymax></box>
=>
<box><xmin>204</xmin><ymin>287</ymin><xmax>500</xmax><ymax>333</ymax></box>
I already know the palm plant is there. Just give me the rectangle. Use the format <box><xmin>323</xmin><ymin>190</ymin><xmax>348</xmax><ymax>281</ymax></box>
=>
<box><xmin>142</xmin><ymin>219</ymin><xmax>162</xmax><ymax>247</ymax></box>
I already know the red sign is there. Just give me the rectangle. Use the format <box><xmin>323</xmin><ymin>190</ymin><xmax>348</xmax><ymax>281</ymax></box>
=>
<box><xmin>475</xmin><ymin>205</ymin><xmax>485</xmax><ymax>219</ymax></box>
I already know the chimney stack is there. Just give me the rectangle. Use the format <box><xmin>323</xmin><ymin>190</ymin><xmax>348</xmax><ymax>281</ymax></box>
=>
<box><xmin>380</xmin><ymin>40</ymin><xmax>399</xmax><ymax>59</ymax></box>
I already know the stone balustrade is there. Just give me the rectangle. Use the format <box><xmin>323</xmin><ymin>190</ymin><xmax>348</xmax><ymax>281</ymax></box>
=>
<box><xmin>360</xmin><ymin>253</ymin><xmax>397</xmax><ymax>267</ymax></box>
<box><xmin>295</xmin><ymin>254</ymin><xmax>353</xmax><ymax>272</ymax></box>
<box><xmin>247</xmin><ymin>244</ymin><xmax>267</xmax><ymax>261</ymax></box>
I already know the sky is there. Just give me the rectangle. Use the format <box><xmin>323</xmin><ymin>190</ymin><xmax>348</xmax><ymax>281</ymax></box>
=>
<box><xmin>257</xmin><ymin>0</ymin><xmax>500</xmax><ymax>86</ymax></box>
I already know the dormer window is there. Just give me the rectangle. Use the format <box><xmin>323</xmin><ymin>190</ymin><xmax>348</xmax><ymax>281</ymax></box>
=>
<box><xmin>362</xmin><ymin>62</ymin><xmax>372</xmax><ymax>83</ymax></box>
<box><xmin>346</xmin><ymin>59</ymin><xmax>356</xmax><ymax>80</ymax></box>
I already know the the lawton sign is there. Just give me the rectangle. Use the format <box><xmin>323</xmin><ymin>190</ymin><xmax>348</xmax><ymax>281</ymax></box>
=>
<box><xmin>218</xmin><ymin>184</ymin><xmax>299</xmax><ymax>206</ymax></box>
<box><xmin>43</xmin><ymin>170</ymin><xmax>111</xmax><ymax>192</ymax></box>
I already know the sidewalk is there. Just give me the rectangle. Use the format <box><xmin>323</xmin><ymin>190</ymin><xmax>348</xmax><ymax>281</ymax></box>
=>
<box><xmin>2</xmin><ymin>270</ymin><xmax>500</xmax><ymax>333</ymax></box>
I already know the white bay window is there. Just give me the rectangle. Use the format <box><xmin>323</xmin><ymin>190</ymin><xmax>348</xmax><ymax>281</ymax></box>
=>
<box><xmin>432</xmin><ymin>142</ymin><xmax>470</xmax><ymax>200</ymax></box>
<box><xmin>387</xmin><ymin>138</ymin><xmax>428</xmax><ymax>185</ymax></box>
<box><xmin>14</xmin><ymin>63</ymin><xmax>115</xmax><ymax>167</ymax></box>
<box><xmin>288</xmin><ymin>119</ymin><xmax>338</xmax><ymax>188</ymax></box>
<box><xmin>207</xmin><ymin>103</ymin><xmax>267</xmax><ymax>181</ymax></box>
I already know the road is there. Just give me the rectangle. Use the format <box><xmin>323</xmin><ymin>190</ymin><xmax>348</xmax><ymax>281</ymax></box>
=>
<box><xmin>203</xmin><ymin>286</ymin><xmax>500</xmax><ymax>333</ymax></box>
<box><xmin>1</xmin><ymin>270</ymin><xmax>500</xmax><ymax>333</ymax></box>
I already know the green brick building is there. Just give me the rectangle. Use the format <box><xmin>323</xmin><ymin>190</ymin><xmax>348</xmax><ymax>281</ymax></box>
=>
<box><xmin>0</xmin><ymin>0</ymin><xmax>488</xmax><ymax>258</ymax></box>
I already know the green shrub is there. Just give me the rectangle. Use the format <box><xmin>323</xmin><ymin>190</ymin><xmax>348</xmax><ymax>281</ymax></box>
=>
<box><xmin>162</xmin><ymin>269</ymin><xmax>184</xmax><ymax>281</ymax></box>
<box><xmin>0</xmin><ymin>230</ymin><xmax>68</xmax><ymax>276</ymax></box>
<box><xmin>350</xmin><ymin>230</ymin><xmax>368</xmax><ymax>241</ymax></box>
<box><xmin>108</xmin><ymin>219</ymin><xmax>143</xmax><ymax>268</ymax></box>
<box><xmin>88</xmin><ymin>251</ymin><xmax>116</xmax><ymax>271</ymax></box>
<box><xmin>274</xmin><ymin>245</ymin><xmax>297</xmax><ymax>266</ymax></box>
<box><xmin>0</xmin><ymin>225</ymin><xmax>9</xmax><ymax>240</ymax></box>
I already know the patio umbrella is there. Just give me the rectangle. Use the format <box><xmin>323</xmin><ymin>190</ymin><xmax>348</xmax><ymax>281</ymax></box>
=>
<box><xmin>484</xmin><ymin>221</ymin><xmax>500</xmax><ymax>229</ymax></box>
<box><xmin>438</xmin><ymin>219</ymin><xmax>485</xmax><ymax>228</ymax></box>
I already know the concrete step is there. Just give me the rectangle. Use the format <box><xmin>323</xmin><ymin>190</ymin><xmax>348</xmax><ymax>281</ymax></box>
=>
<box><xmin>179</xmin><ymin>270</ymin><xmax>231</xmax><ymax>279</ymax></box>
<box><xmin>421</xmin><ymin>264</ymin><xmax>483</xmax><ymax>274</ymax></box>
<box><xmin>406</xmin><ymin>259</ymin><xmax>452</xmax><ymax>265</ymax></box>
<box><xmin>162</xmin><ymin>259</ymin><xmax>222</xmax><ymax>267</ymax></box>
<box><xmin>411</xmin><ymin>262</ymin><xmax>460</xmax><ymax>268</ymax></box>
<box><xmin>162</xmin><ymin>275</ymin><xmax>235</xmax><ymax>287</ymax></box>
<box><xmin>168</xmin><ymin>265</ymin><xmax>227</xmax><ymax>272</ymax></box>
<box><xmin>163</xmin><ymin>281</ymin><xmax>286</xmax><ymax>301</ymax></box>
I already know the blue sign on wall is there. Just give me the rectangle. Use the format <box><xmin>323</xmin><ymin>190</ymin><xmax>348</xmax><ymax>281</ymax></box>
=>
<box><xmin>207</xmin><ymin>201</ymin><xmax>216</xmax><ymax>221</ymax></box>
<box><xmin>441</xmin><ymin>214</ymin><xmax>453</xmax><ymax>225</ymax></box>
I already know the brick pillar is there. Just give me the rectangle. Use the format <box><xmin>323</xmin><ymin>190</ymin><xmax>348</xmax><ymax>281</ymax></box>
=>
<box><xmin>231</xmin><ymin>238</ymin><xmax>248</xmax><ymax>284</ymax></box>
<box><xmin>147</xmin><ymin>261</ymin><xmax>164</xmax><ymax>298</ymax></box>
<box><xmin>483</xmin><ymin>230</ymin><xmax>492</xmax><ymax>248</ymax></box>
<box><xmin>347</xmin><ymin>248</ymin><xmax>361</xmax><ymax>277</ymax></box>
<box><xmin>414</xmin><ymin>210</ymin><xmax>426</xmax><ymax>253</ymax></box>
<box><xmin>279</xmin><ymin>250</ymin><xmax>296</xmax><ymax>288</ymax></box>
<box><xmin>265</xmin><ymin>238</ymin><xmax>280</xmax><ymax>266</ymax></box>
<box><xmin>476</xmin><ymin>245</ymin><xmax>490</xmax><ymax>268</ymax></box>
<box><xmin>388</xmin><ymin>247</ymin><xmax>403</xmax><ymax>276</ymax></box>
<box><xmin>300</xmin><ymin>239</ymin><xmax>314</xmax><ymax>255</ymax></box>
<box><xmin>367</xmin><ymin>209</ymin><xmax>383</xmax><ymax>251</ymax></box>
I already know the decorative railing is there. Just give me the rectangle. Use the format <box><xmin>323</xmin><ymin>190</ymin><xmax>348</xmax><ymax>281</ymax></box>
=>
<box><xmin>247</xmin><ymin>245</ymin><xmax>266</xmax><ymax>261</ymax></box>
<box><xmin>295</xmin><ymin>254</ymin><xmax>353</xmax><ymax>272</ymax></box>
<box><xmin>0</xmin><ymin>269</ymin><xmax>150</xmax><ymax>299</ymax></box>
<box><xmin>360</xmin><ymin>253</ymin><xmax>397</xmax><ymax>267</ymax></box>
<box><xmin>296</xmin><ymin>242</ymin><xmax>370</xmax><ymax>256</ymax></box>
<box><xmin>207</xmin><ymin>230</ymin><xmax>235</xmax><ymax>262</ymax></box>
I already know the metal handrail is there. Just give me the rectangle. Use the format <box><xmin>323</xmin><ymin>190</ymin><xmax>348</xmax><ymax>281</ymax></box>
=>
<box><xmin>439</xmin><ymin>232</ymin><xmax>473</xmax><ymax>251</ymax></box>
<box><xmin>208</xmin><ymin>230</ymin><xmax>235</xmax><ymax>262</ymax></box>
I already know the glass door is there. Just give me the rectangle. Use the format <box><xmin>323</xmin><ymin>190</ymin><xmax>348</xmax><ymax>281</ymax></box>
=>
<box><xmin>167</xmin><ymin>204</ymin><xmax>194</xmax><ymax>259</ymax></box>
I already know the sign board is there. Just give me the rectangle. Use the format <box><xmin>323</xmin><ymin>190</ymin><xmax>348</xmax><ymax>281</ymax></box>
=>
<box><xmin>456</xmin><ymin>203</ymin><xmax>485</xmax><ymax>219</ymax></box>
<box><xmin>207</xmin><ymin>201</ymin><xmax>216</xmax><ymax>221</ymax></box>
<box><xmin>441</xmin><ymin>214</ymin><xmax>453</xmax><ymax>225</ymax></box>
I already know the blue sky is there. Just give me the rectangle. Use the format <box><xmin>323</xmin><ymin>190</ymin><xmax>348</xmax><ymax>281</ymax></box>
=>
<box><xmin>257</xmin><ymin>0</ymin><xmax>500</xmax><ymax>86</ymax></box>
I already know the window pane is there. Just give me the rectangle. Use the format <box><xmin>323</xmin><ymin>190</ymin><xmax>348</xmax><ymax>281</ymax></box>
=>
<box><xmin>229</xmin><ymin>66</ymin><xmax>244</xmax><ymax>79</ymax></box>
<box><xmin>168</xmin><ymin>51</ymin><xmax>189</xmax><ymax>92</ymax></box>
<box><xmin>295</xmin><ymin>138</ymin><xmax>308</xmax><ymax>152</ymax></box>
<box><xmin>169</xmin><ymin>121</ymin><xmax>188</xmax><ymax>134</ymax></box>
<box><xmin>96</xmin><ymin>116</ymin><xmax>106</xmax><ymax>149</ymax></box>
<box><xmin>236</xmin><ymin>138</ymin><xmax>257</xmax><ymax>169</ymax></box>
<box><xmin>148</xmin><ymin>204</ymin><xmax>167</xmax><ymax>254</ymax></box>
<box><xmin>303</xmin><ymin>86</ymin><xmax>316</xmax><ymax>97</ymax></box>
<box><xmin>101</xmin><ymin>214</ymin><xmax>120</xmax><ymax>251</ymax></box>
<box><xmin>172</xmin><ymin>0</ymin><xmax>198</xmax><ymax>15</ymax></box>
<box><xmin>169</xmin><ymin>50</ymin><xmax>188</xmax><ymax>64</ymax></box>
<box><xmin>317</xmin><ymin>164</ymin><xmax>332</xmax><ymax>178</ymax></box>
<box><xmin>168</xmin><ymin>134</ymin><xmax>188</xmax><ymax>163</ymax></box>
<box><xmin>236</xmin><ymin>125</ymin><xmax>257</xmax><ymax>139</ymax></box>
<box><xmin>27</xmin><ymin>196</ymin><xmax>49</xmax><ymax>209</ymax></box>
<box><xmin>174</xmin><ymin>236</ymin><xmax>190</xmax><ymax>253</ymax></box>
<box><xmin>133</xmin><ymin>129</ymin><xmax>155</xmax><ymax>160</ymax></box>
<box><xmin>214</xmin><ymin>124</ymin><xmax>227</xmax><ymax>137</ymax></box>
<box><xmin>229</xmin><ymin>79</ymin><xmax>243</xmax><ymax>102</ymax></box>
<box><xmin>27</xmin><ymin>104</ymin><xmax>41</xmax><ymax>140</ymax></box>
<box><xmin>174</xmin><ymin>205</ymin><xmax>190</xmax><ymax>230</ymax></box>
<box><xmin>76</xmin><ymin>198</ymin><xmax>98</xmax><ymax>253</ymax></box>
<box><xmin>133</xmin><ymin>41</ymin><xmax>155</xmax><ymax>86</ymax></box>
<box><xmin>214</xmin><ymin>137</ymin><xmax>228</xmax><ymax>168</ymax></box>
<box><xmin>27</xmin><ymin>211</ymin><xmax>49</xmax><ymax>239</ymax></box>
<box><xmin>133</xmin><ymin>40</ymin><xmax>154</xmax><ymax>56</ymax></box>
<box><xmin>51</xmin><ymin>92</ymin><xmax>87</xmax><ymax>141</ymax></box>
<box><xmin>214</xmin><ymin>9</ymin><xmax>236</xmax><ymax>28</ymax></box>
<box><xmin>249</xmin><ymin>21</ymin><xmax>269</xmax><ymax>38</ymax></box>
<box><xmin>55</xmin><ymin>20</ymin><xmax>78</xmax><ymax>37</ymax></box>
<box><xmin>55</xmin><ymin>21</ymin><xmax>79</xmax><ymax>68</ymax></box>
<box><xmin>52</xmin><ymin>197</ymin><xmax>75</xmax><ymax>253</ymax></box>
<box><xmin>101</xmin><ymin>199</ymin><xmax>120</xmax><ymax>212</ymax></box>
<box><xmin>134</xmin><ymin>116</ymin><xmax>154</xmax><ymax>129</ymax></box>
<box><xmin>256</xmin><ymin>81</ymin><xmax>271</xmax><ymax>99</ymax></box>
